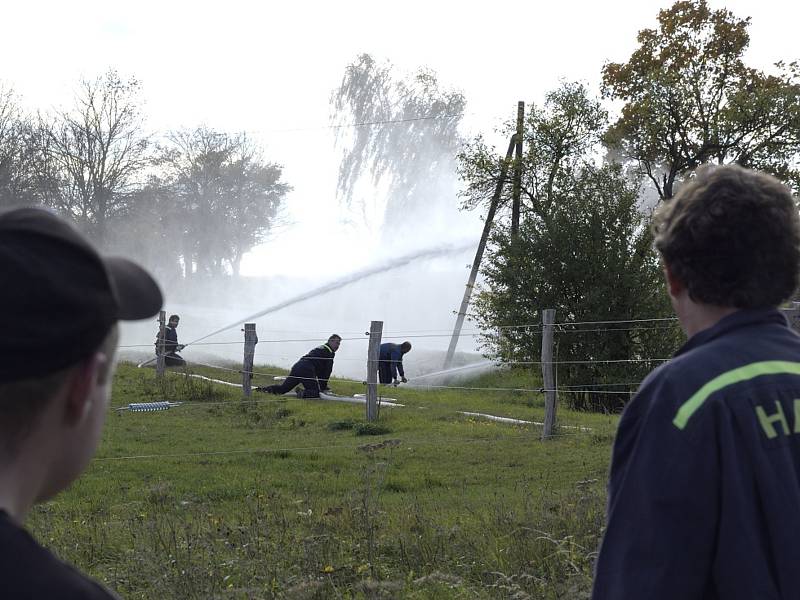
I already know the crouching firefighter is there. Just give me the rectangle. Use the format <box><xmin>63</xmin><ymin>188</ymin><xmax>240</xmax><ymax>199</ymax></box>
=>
<box><xmin>378</xmin><ymin>341</ymin><xmax>411</xmax><ymax>385</ymax></box>
<box><xmin>256</xmin><ymin>335</ymin><xmax>341</xmax><ymax>398</ymax></box>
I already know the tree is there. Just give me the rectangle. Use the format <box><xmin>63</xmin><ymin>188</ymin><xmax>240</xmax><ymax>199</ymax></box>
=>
<box><xmin>102</xmin><ymin>177</ymin><xmax>186</xmax><ymax>284</ymax></box>
<box><xmin>0</xmin><ymin>85</ymin><xmax>39</xmax><ymax>208</ymax></box>
<box><xmin>459</xmin><ymin>83</ymin><xmax>679</xmax><ymax>411</ymax></box>
<box><xmin>331</xmin><ymin>53</ymin><xmax>466</xmax><ymax>226</ymax></box>
<box><xmin>603</xmin><ymin>0</ymin><xmax>800</xmax><ymax>198</ymax></box>
<box><xmin>38</xmin><ymin>70</ymin><xmax>150</xmax><ymax>244</ymax></box>
<box><xmin>474</xmin><ymin>165</ymin><xmax>678</xmax><ymax>411</ymax></box>
<box><xmin>163</xmin><ymin>127</ymin><xmax>289</xmax><ymax>278</ymax></box>
<box><xmin>459</xmin><ymin>82</ymin><xmax>607</xmax><ymax>215</ymax></box>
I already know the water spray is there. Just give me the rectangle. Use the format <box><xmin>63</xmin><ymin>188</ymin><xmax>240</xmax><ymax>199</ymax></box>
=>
<box><xmin>181</xmin><ymin>241</ymin><xmax>474</xmax><ymax>347</ymax></box>
<box><xmin>412</xmin><ymin>360</ymin><xmax>497</xmax><ymax>381</ymax></box>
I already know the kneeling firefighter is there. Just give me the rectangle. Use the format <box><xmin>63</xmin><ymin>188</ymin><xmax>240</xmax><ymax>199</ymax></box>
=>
<box><xmin>256</xmin><ymin>334</ymin><xmax>341</xmax><ymax>398</ymax></box>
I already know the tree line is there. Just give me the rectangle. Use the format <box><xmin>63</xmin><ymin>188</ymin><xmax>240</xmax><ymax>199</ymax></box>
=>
<box><xmin>0</xmin><ymin>71</ymin><xmax>290</xmax><ymax>282</ymax></box>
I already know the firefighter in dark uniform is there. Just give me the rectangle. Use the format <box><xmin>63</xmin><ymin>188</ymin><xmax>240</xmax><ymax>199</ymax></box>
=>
<box><xmin>155</xmin><ymin>314</ymin><xmax>185</xmax><ymax>366</ymax></box>
<box><xmin>592</xmin><ymin>165</ymin><xmax>800</xmax><ymax>599</ymax></box>
<box><xmin>257</xmin><ymin>334</ymin><xmax>341</xmax><ymax>398</ymax></box>
<box><xmin>378</xmin><ymin>341</ymin><xmax>411</xmax><ymax>385</ymax></box>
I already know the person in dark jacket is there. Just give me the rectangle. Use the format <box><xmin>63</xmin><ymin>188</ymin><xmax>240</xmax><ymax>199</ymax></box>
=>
<box><xmin>155</xmin><ymin>314</ymin><xmax>185</xmax><ymax>366</ymax></box>
<box><xmin>257</xmin><ymin>335</ymin><xmax>341</xmax><ymax>398</ymax></box>
<box><xmin>592</xmin><ymin>165</ymin><xmax>800</xmax><ymax>599</ymax></box>
<box><xmin>378</xmin><ymin>341</ymin><xmax>411</xmax><ymax>385</ymax></box>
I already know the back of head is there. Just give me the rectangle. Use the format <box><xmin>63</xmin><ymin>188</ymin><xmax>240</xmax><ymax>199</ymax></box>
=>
<box><xmin>400</xmin><ymin>341</ymin><xmax>412</xmax><ymax>353</ymax></box>
<box><xmin>0</xmin><ymin>207</ymin><xmax>163</xmax><ymax>458</ymax></box>
<box><xmin>653</xmin><ymin>165</ymin><xmax>800</xmax><ymax>309</ymax></box>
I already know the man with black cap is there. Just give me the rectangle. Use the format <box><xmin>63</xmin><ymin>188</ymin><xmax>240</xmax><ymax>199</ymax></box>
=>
<box><xmin>256</xmin><ymin>335</ymin><xmax>341</xmax><ymax>398</ymax></box>
<box><xmin>0</xmin><ymin>207</ymin><xmax>163</xmax><ymax>598</ymax></box>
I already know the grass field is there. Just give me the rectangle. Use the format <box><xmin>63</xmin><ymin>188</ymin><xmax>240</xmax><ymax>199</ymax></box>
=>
<box><xmin>28</xmin><ymin>362</ymin><xmax>619</xmax><ymax>599</ymax></box>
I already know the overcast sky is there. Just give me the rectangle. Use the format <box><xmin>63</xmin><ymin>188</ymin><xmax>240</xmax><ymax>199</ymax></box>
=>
<box><xmin>2</xmin><ymin>0</ymin><xmax>797</xmax><ymax>277</ymax></box>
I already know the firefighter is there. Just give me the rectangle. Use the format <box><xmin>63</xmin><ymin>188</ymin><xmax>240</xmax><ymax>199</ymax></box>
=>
<box><xmin>257</xmin><ymin>334</ymin><xmax>341</xmax><ymax>398</ymax></box>
<box><xmin>378</xmin><ymin>341</ymin><xmax>411</xmax><ymax>385</ymax></box>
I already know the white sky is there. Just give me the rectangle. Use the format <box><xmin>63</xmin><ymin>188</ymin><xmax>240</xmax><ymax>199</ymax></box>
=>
<box><xmin>2</xmin><ymin>0</ymin><xmax>797</xmax><ymax>279</ymax></box>
<box><xmin>4</xmin><ymin>0</ymin><xmax>796</xmax><ymax>363</ymax></box>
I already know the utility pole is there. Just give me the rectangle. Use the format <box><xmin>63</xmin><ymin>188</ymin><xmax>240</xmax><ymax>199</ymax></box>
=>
<box><xmin>443</xmin><ymin>134</ymin><xmax>516</xmax><ymax>369</ymax></box>
<box><xmin>511</xmin><ymin>101</ymin><xmax>524</xmax><ymax>237</ymax></box>
<box><xmin>444</xmin><ymin>102</ymin><xmax>525</xmax><ymax>369</ymax></box>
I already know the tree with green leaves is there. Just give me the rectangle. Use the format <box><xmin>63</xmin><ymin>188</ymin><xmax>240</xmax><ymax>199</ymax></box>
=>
<box><xmin>459</xmin><ymin>82</ymin><xmax>679</xmax><ymax>410</ymax></box>
<box><xmin>459</xmin><ymin>82</ymin><xmax>607</xmax><ymax>216</ymax></box>
<box><xmin>603</xmin><ymin>0</ymin><xmax>800</xmax><ymax>198</ymax></box>
<box><xmin>331</xmin><ymin>53</ymin><xmax>465</xmax><ymax>226</ymax></box>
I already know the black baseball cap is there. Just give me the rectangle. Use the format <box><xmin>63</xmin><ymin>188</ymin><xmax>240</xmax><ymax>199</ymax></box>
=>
<box><xmin>0</xmin><ymin>207</ymin><xmax>163</xmax><ymax>382</ymax></box>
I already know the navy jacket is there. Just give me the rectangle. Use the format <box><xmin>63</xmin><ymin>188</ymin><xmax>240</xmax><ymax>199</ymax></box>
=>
<box><xmin>155</xmin><ymin>325</ymin><xmax>179</xmax><ymax>355</ymax></box>
<box><xmin>164</xmin><ymin>326</ymin><xmax>179</xmax><ymax>353</ymax></box>
<box><xmin>593</xmin><ymin>309</ymin><xmax>800</xmax><ymax>599</ymax></box>
<box><xmin>379</xmin><ymin>343</ymin><xmax>405</xmax><ymax>379</ymax></box>
<box><xmin>296</xmin><ymin>344</ymin><xmax>335</xmax><ymax>389</ymax></box>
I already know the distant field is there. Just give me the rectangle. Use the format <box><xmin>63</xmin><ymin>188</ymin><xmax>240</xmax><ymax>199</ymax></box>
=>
<box><xmin>29</xmin><ymin>362</ymin><xmax>618</xmax><ymax>599</ymax></box>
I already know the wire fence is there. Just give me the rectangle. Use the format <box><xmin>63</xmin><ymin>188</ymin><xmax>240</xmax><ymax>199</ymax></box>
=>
<box><xmin>99</xmin><ymin>312</ymin><xmax>691</xmax><ymax>461</ymax></box>
<box><xmin>127</xmin><ymin>314</ymin><xmax>682</xmax><ymax>394</ymax></box>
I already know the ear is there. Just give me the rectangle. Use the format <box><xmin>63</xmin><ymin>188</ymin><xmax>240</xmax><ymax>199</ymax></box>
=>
<box><xmin>663</xmin><ymin>261</ymin><xmax>686</xmax><ymax>300</ymax></box>
<box><xmin>62</xmin><ymin>353</ymin><xmax>107</xmax><ymax>426</ymax></box>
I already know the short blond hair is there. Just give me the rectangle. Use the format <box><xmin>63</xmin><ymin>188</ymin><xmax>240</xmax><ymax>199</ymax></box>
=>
<box><xmin>0</xmin><ymin>325</ymin><xmax>119</xmax><ymax>457</ymax></box>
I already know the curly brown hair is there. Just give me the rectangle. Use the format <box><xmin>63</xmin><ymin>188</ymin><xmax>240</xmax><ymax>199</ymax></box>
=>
<box><xmin>653</xmin><ymin>165</ymin><xmax>800</xmax><ymax>309</ymax></box>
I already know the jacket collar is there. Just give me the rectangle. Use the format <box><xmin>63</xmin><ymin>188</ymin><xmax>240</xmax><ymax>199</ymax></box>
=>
<box><xmin>676</xmin><ymin>308</ymin><xmax>788</xmax><ymax>357</ymax></box>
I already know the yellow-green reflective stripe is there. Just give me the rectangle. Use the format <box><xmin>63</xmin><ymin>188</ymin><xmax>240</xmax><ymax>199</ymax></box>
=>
<box><xmin>673</xmin><ymin>361</ymin><xmax>800</xmax><ymax>430</ymax></box>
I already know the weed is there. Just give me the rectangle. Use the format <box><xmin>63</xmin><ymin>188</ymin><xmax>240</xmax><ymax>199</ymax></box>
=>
<box><xmin>274</xmin><ymin>407</ymin><xmax>292</xmax><ymax>419</ymax></box>
<box><xmin>327</xmin><ymin>419</ymin><xmax>357</xmax><ymax>431</ymax></box>
<box><xmin>354</xmin><ymin>422</ymin><xmax>391</xmax><ymax>436</ymax></box>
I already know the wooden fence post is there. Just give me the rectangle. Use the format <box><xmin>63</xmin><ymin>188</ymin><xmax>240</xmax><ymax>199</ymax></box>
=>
<box><xmin>366</xmin><ymin>320</ymin><xmax>384</xmax><ymax>422</ymax></box>
<box><xmin>242</xmin><ymin>323</ymin><xmax>258</xmax><ymax>397</ymax></box>
<box><xmin>156</xmin><ymin>310</ymin><xmax>166</xmax><ymax>378</ymax></box>
<box><xmin>541</xmin><ymin>309</ymin><xmax>557</xmax><ymax>440</ymax></box>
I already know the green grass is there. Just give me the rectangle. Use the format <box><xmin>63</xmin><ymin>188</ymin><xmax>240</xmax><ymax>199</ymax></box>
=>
<box><xmin>28</xmin><ymin>362</ymin><xmax>618</xmax><ymax>599</ymax></box>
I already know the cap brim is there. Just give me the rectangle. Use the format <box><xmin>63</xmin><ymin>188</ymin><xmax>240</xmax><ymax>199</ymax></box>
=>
<box><xmin>104</xmin><ymin>257</ymin><xmax>164</xmax><ymax>320</ymax></box>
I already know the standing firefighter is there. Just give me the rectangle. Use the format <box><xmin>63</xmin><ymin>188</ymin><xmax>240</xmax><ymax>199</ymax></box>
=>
<box><xmin>257</xmin><ymin>335</ymin><xmax>341</xmax><ymax>398</ymax></box>
<box><xmin>592</xmin><ymin>165</ymin><xmax>800</xmax><ymax>599</ymax></box>
<box><xmin>378</xmin><ymin>341</ymin><xmax>411</xmax><ymax>385</ymax></box>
